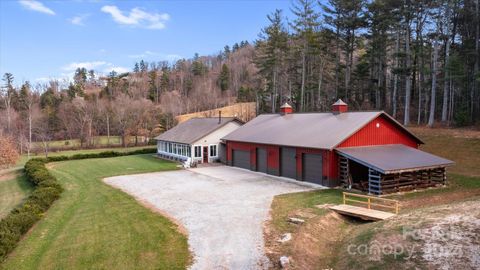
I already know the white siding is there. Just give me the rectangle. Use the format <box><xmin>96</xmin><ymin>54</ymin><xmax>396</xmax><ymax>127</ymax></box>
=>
<box><xmin>192</xmin><ymin>121</ymin><xmax>241</xmax><ymax>163</ymax></box>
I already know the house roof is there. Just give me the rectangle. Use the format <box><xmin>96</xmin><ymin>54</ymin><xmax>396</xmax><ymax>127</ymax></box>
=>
<box><xmin>336</xmin><ymin>144</ymin><xmax>454</xmax><ymax>174</ymax></box>
<box><xmin>221</xmin><ymin>111</ymin><xmax>423</xmax><ymax>150</ymax></box>
<box><xmin>333</xmin><ymin>99</ymin><xmax>347</xmax><ymax>106</ymax></box>
<box><xmin>155</xmin><ymin>117</ymin><xmax>242</xmax><ymax>144</ymax></box>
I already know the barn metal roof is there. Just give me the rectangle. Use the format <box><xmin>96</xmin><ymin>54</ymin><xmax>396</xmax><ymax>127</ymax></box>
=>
<box><xmin>155</xmin><ymin>117</ymin><xmax>242</xmax><ymax>144</ymax></box>
<box><xmin>336</xmin><ymin>144</ymin><xmax>454</xmax><ymax>174</ymax></box>
<box><xmin>221</xmin><ymin>111</ymin><xmax>423</xmax><ymax>149</ymax></box>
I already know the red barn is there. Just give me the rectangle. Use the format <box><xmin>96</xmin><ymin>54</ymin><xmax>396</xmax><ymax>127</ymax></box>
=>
<box><xmin>222</xmin><ymin>100</ymin><xmax>453</xmax><ymax>195</ymax></box>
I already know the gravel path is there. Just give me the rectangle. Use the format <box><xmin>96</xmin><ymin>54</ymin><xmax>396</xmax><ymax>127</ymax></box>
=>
<box><xmin>104</xmin><ymin>166</ymin><xmax>314</xmax><ymax>270</ymax></box>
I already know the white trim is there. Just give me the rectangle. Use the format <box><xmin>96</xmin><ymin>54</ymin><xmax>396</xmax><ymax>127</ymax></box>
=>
<box><xmin>193</xmin><ymin>145</ymin><xmax>202</xmax><ymax>159</ymax></box>
<box><xmin>209</xmin><ymin>144</ymin><xmax>218</xmax><ymax>158</ymax></box>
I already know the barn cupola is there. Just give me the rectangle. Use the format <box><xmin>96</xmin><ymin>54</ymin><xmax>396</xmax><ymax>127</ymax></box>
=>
<box><xmin>280</xmin><ymin>103</ymin><xmax>293</xmax><ymax>115</ymax></box>
<box><xmin>332</xmin><ymin>99</ymin><xmax>348</xmax><ymax>114</ymax></box>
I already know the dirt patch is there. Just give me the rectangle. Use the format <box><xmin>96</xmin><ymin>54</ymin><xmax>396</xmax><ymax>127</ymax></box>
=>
<box><xmin>335</xmin><ymin>199</ymin><xmax>480</xmax><ymax>270</ymax></box>
<box><xmin>400</xmin><ymin>190</ymin><xmax>480</xmax><ymax>210</ymax></box>
<box><xmin>265</xmin><ymin>210</ymin><xmax>352</xmax><ymax>269</ymax></box>
<box><xmin>45</xmin><ymin>163</ymin><xmax>58</xmax><ymax>170</ymax></box>
<box><xmin>0</xmin><ymin>170</ymin><xmax>21</xmax><ymax>182</ymax></box>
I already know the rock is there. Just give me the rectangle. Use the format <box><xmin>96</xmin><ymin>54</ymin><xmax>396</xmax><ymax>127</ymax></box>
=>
<box><xmin>278</xmin><ymin>233</ymin><xmax>292</xmax><ymax>243</ymax></box>
<box><xmin>279</xmin><ymin>256</ymin><xmax>290</xmax><ymax>268</ymax></box>
<box><xmin>288</xmin><ymin>217</ymin><xmax>305</xmax><ymax>224</ymax></box>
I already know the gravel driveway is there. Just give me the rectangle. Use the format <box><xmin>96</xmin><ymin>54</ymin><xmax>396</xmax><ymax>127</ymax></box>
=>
<box><xmin>104</xmin><ymin>166</ymin><xmax>314</xmax><ymax>270</ymax></box>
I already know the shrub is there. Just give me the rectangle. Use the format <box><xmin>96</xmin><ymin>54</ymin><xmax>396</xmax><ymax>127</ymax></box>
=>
<box><xmin>0</xmin><ymin>147</ymin><xmax>156</xmax><ymax>261</ymax></box>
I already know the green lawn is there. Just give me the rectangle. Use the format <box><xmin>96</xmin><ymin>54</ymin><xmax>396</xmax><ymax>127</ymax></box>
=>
<box><xmin>1</xmin><ymin>155</ymin><xmax>190</xmax><ymax>270</ymax></box>
<box><xmin>0</xmin><ymin>172</ymin><xmax>34</xmax><ymax>219</ymax></box>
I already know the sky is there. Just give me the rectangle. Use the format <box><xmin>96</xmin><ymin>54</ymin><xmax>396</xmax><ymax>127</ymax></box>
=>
<box><xmin>0</xmin><ymin>0</ymin><xmax>294</xmax><ymax>86</ymax></box>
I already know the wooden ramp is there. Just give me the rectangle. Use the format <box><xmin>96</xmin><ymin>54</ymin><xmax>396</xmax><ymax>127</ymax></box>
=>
<box><xmin>329</xmin><ymin>204</ymin><xmax>395</xmax><ymax>221</ymax></box>
<box><xmin>329</xmin><ymin>192</ymin><xmax>399</xmax><ymax>221</ymax></box>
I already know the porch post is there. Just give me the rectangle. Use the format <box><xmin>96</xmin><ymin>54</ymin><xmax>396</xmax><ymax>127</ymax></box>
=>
<box><xmin>368</xmin><ymin>168</ymin><xmax>382</xmax><ymax>195</ymax></box>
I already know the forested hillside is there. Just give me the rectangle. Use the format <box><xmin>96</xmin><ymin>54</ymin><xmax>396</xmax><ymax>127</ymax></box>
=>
<box><xmin>0</xmin><ymin>0</ymin><xmax>479</xmax><ymax>153</ymax></box>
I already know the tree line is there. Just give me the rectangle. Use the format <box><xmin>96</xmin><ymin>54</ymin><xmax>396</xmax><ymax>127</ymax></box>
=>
<box><xmin>1</xmin><ymin>0</ymin><xmax>479</xmax><ymax>155</ymax></box>
<box><xmin>255</xmin><ymin>0</ymin><xmax>479</xmax><ymax>127</ymax></box>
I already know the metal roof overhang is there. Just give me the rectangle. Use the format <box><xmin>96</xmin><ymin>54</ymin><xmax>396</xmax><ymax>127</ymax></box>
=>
<box><xmin>335</xmin><ymin>144</ymin><xmax>454</xmax><ymax>174</ymax></box>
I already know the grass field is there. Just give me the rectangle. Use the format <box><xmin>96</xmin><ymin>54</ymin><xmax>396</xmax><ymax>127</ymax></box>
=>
<box><xmin>0</xmin><ymin>172</ymin><xmax>34</xmax><ymax>219</ymax></box>
<box><xmin>1</xmin><ymin>155</ymin><xmax>190</xmax><ymax>270</ymax></box>
<box><xmin>29</xmin><ymin>136</ymin><xmax>145</xmax><ymax>150</ymax></box>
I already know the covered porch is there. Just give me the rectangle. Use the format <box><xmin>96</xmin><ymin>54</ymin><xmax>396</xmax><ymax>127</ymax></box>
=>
<box><xmin>336</xmin><ymin>144</ymin><xmax>454</xmax><ymax>195</ymax></box>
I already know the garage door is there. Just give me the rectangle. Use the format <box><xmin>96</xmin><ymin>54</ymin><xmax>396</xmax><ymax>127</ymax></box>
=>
<box><xmin>233</xmin><ymin>150</ymin><xmax>250</xmax><ymax>170</ymax></box>
<box><xmin>281</xmin><ymin>147</ymin><xmax>296</xmax><ymax>179</ymax></box>
<box><xmin>256</xmin><ymin>148</ymin><xmax>267</xmax><ymax>173</ymax></box>
<box><xmin>303</xmin><ymin>153</ymin><xmax>323</xmax><ymax>185</ymax></box>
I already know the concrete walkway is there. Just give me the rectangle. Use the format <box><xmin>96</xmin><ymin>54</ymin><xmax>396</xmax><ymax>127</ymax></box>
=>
<box><xmin>104</xmin><ymin>166</ymin><xmax>314</xmax><ymax>270</ymax></box>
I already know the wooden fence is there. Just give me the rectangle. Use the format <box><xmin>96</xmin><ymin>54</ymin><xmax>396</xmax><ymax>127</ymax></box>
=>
<box><xmin>343</xmin><ymin>192</ymin><xmax>400</xmax><ymax>214</ymax></box>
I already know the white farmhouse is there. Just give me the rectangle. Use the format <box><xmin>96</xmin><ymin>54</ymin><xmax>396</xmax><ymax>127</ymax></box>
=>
<box><xmin>155</xmin><ymin>117</ymin><xmax>243</xmax><ymax>166</ymax></box>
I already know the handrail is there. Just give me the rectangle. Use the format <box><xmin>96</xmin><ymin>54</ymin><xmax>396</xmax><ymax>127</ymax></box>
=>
<box><xmin>343</xmin><ymin>192</ymin><xmax>399</xmax><ymax>214</ymax></box>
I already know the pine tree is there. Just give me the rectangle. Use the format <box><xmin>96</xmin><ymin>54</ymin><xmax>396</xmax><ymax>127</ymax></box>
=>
<box><xmin>192</xmin><ymin>53</ymin><xmax>207</xmax><ymax>76</ymax></box>
<box><xmin>1</xmin><ymin>73</ymin><xmax>14</xmax><ymax>133</ymax></box>
<box><xmin>218</xmin><ymin>64</ymin><xmax>230</xmax><ymax>91</ymax></box>
<box><xmin>133</xmin><ymin>62</ymin><xmax>140</xmax><ymax>73</ymax></box>
<box><xmin>224</xmin><ymin>45</ymin><xmax>231</xmax><ymax>59</ymax></box>
<box><xmin>139</xmin><ymin>60</ymin><xmax>148</xmax><ymax>73</ymax></box>
<box><xmin>160</xmin><ymin>67</ymin><xmax>169</xmax><ymax>93</ymax></box>
<box><xmin>148</xmin><ymin>70</ymin><xmax>158</xmax><ymax>103</ymax></box>
<box><xmin>290</xmin><ymin>0</ymin><xmax>320</xmax><ymax>111</ymax></box>
<box><xmin>255</xmin><ymin>9</ymin><xmax>288</xmax><ymax>112</ymax></box>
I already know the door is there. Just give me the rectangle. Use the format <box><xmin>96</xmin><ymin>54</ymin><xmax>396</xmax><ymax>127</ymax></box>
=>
<box><xmin>256</xmin><ymin>148</ymin><xmax>267</xmax><ymax>173</ymax></box>
<box><xmin>280</xmin><ymin>147</ymin><xmax>296</xmax><ymax>179</ymax></box>
<box><xmin>232</xmin><ymin>150</ymin><xmax>250</xmax><ymax>170</ymax></box>
<box><xmin>219</xmin><ymin>143</ymin><xmax>226</xmax><ymax>164</ymax></box>
<box><xmin>203</xmin><ymin>146</ymin><xmax>208</xmax><ymax>163</ymax></box>
<box><xmin>303</xmin><ymin>153</ymin><xmax>323</xmax><ymax>185</ymax></box>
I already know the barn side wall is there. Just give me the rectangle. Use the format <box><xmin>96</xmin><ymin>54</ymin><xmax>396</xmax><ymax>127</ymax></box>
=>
<box><xmin>338</xmin><ymin>115</ymin><xmax>419</xmax><ymax>148</ymax></box>
<box><xmin>225</xmin><ymin>141</ymin><xmax>338</xmax><ymax>186</ymax></box>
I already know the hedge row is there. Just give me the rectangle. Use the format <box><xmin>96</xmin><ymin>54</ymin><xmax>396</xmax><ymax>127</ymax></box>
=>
<box><xmin>0</xmin><ymin>148</ymin><xmax>157</xmax><ymax>260</ymax></box>
<box><xmin>43</xmin><ymin>148</ymin><xmax>156</xmax><ymax>162</ymax></box>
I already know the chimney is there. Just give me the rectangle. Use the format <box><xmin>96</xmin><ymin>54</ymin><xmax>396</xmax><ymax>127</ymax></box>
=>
<box><xmin>280</xmin><ymin>103</ymin><xmax>293</xmax><ymax>115</ymax></box>
<box><xmin>218</xmin><ymin>110</ymin><xmax>222</xmax><ymax>124</ymax></box>
<box><xmin>332</xmin><ymin>99</ymin><xmax>348</xmax><ymax>114</ymax></box>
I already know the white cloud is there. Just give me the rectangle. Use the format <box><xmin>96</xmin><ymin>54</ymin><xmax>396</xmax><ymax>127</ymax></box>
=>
<box><xmin>128</xmin><ymin>51</ymin><xmax>182</xmax><ymax>62</ymax></box>
<box><xmin>63</xmin><ymin>61</ymin><xmax>107</xmax><ymax>71</ymax></box>
<box><xmin>69</xmin><ymin>14</ymin><xmax>90</xmax><ymax>26</ymax></box>
<box><xmin>128</xmin><ymin>50</ymin><xmax>158</xmax><ymax>58</ymax></box>
<box><xmin>19</xmin><ymin>0</ymin><xmax>55</xmax><ymax>15</ymax></box>
<box><xmin>165</xmin><ymin>54</ymin><xmax>183</xmax><ymax>61</ymax></box>
<box><xmin>101</xmin><ymin>5</ymin><xmax>169</xmax><ymax>30</ymax></box>
<box><xmin>104</xmin><ymin>66</ymin><xmax>129</xmax><ymax>74</ymax></box>
<box><xmin>63</xmin><ymin>61</ymin><xmax>130</xmax><ymax>75</ymax></box>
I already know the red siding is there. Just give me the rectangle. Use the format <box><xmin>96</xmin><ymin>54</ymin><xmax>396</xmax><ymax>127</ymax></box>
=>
<box><xmin>226</xmin><ymin>113</ymin><xmax>418</xmax><ymax>186</ymax></box>
<box><xmin>338</xmin><ymin>115</ymin><xmax>419</xmax><ymax>148</ymax></box>
<box><xmin>226</xmin><ymin>141</ymin><xmax>280</xmax><ymax>169</ymax></box>
<box><xmin>226</xmin><ymin>141</ymin><xmax>337</xmax><ymax>183</ymax></box>
<box><xmin>332</xmin><ymin>104</ymin><xmax>348</xmax><ymax>113</ymax></box>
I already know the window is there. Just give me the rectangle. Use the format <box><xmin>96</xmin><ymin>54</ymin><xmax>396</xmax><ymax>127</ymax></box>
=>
<box><xmin>209</xmin><ymin>145</ymin><xmax>217</xmax><ymax>157</ymax></box>
<box><xmin>194</xmin><ymin>146</ymin><xmax>202</xmax><ymax>158</ymax></box>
